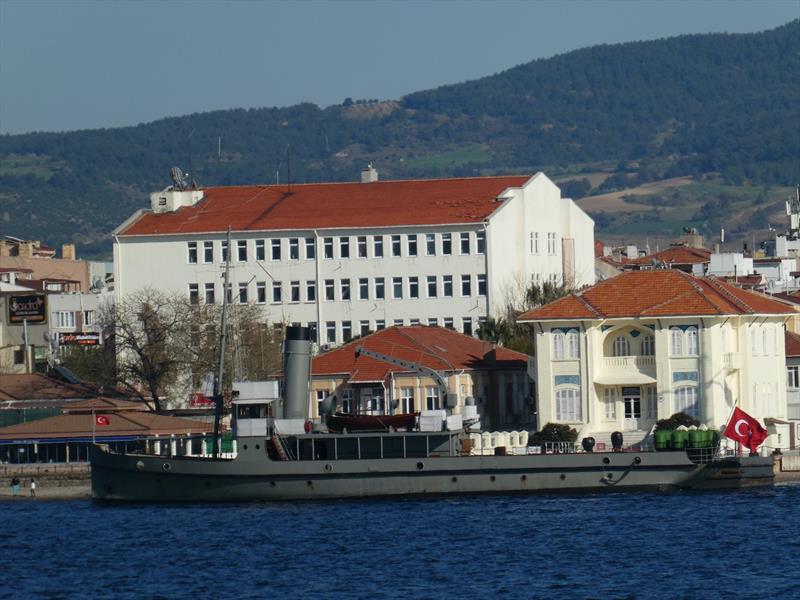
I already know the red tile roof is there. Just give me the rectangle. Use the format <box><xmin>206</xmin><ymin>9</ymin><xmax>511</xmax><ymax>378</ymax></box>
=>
<box><xmin>626</xmin><ymin>245</ymin><xmax>712</xmax><ymax>266</ymax></box>
<box><xmin>119</xmin><ymin>176</ymin><xmax>531</xmax><ymax>236</ymax></box>
<box><xmin>0</xmin><ymin>373</ymin><xmax>100</xmax><ymax>402</ymax></box>
<box><xmin>0</xmin><ymin>411</ymin><xmax>213</xmax><ymax>440</ymax></box>
<box><xmin>518</xmin><ymin>270</ymin><xmax>795</xmax><ymax>321</ymax></box>
<box><xmin>786</xmin><ymin>332</ymin><xmax>800</xmax><ymax>357</ymax></box>
<box><xmin>312</xmin><ymin>326</ymin><xmax>529</xmax><ymax>383</ymax></box>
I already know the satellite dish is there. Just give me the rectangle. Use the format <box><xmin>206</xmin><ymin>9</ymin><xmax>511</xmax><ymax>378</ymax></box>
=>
<box><xmin>170</xmin><ymin>166</ymin><xmax>187</xmax><ymax>191</ymax></box>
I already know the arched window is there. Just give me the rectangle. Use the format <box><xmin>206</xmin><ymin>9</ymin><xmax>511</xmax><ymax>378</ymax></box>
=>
<box><xmin>566</xmin><ymin>330</ymin><xmax>580</xmax><ymax>359</ymax></box>
<box><xmin>555</xmin><ymin>387</ymin><xmax>581</xmax><ymax>422</ymax></box>
<box><xmin>613</xmin><ymin>335</ymin><xmax>630</xmax><ymax>357</ymax></box>
<box><xmin>552</xmin><ymin>332</ymin><xmax>565</xmax><ymax>360</ymax></box>
<box><xmin>674</xmin><ymin>386</ymin><xmax>699</xmax><ymax>419</ymax></box>
<box><xmin>670</xmin><ymin>327</ymin><xmax>683</xmax><ymax>356</ymax></box>
<box><xmin>641</xmin><ymin>335</ymin><xmax>654</xmax><ymax>356</ymax></box>
<box><xmin>686</xmin><ymin>327</ymin><xmax>699</xmax><ymax>355</ymax></box>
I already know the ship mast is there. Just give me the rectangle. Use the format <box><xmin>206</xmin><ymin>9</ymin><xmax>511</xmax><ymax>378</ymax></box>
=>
<box><xmin>212</xmin><ymin>226</ymin><xmax>232</xmax><ymax>459</ymax></box>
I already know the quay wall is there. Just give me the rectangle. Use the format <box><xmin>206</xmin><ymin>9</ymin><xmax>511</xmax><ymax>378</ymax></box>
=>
<box><xmin>0</xmin><ymin>463</ymin><xmax>90</xmax><ymax>499</ymax></box>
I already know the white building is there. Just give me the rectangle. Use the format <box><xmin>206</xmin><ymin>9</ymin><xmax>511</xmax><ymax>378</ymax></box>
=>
<box><xmin>518</xmin><ymin>269</ymin><xmax>794</xmax><ymax>451</ymax></box>
<box><xmin>113</xmin><ymin>171</ymin><xmax>594</xmax><ymax>346</ymax></box>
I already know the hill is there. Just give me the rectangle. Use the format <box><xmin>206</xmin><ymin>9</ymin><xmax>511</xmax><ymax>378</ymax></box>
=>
<box><xmin>1</xmin><ymin>20</ymin><xmax>798</xmax><ymax>258</ymax></box>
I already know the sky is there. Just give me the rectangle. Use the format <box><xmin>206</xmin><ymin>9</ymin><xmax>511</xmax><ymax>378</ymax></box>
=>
<box><xmin>1</xmin><ymin>0</ymin><xmax>797</xmax><ymax>135</ymax></box>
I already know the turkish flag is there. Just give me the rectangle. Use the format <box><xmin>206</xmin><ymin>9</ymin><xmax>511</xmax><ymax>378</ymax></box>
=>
<box><xmin>723</xmin><ymin>407</ymin><xmax>768</xmax><ymax>454</ymax></box>
<box><xmin>95</xmin><ymin>415</ymin><xmax>111</xmax><ymax>426</ymax></box>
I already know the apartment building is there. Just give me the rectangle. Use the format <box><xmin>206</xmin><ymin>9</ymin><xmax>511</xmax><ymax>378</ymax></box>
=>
<box><xmin>113</xmin><ymin>170</ymin><xmax>594</xmax><ymax>346</ymax></box>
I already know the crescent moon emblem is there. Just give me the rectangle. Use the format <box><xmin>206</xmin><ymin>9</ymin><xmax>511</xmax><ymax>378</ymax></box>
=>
<box><xmin>734</xmin><ymin>419</ymin><xmax>750</xmax><ymax>436</ymax></box>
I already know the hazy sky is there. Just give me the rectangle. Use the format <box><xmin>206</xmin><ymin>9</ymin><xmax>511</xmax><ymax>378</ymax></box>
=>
<box><xmin>1</xmin><ymin>0</ymin><xmax>797</xmax><ymax>135</ymax></box>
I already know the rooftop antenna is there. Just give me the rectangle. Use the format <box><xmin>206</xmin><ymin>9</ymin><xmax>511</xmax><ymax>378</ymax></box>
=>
<box><xmin>187</xmin><ymin>128</ymin><xmax>198</xmax><ymax>189</ymax></box>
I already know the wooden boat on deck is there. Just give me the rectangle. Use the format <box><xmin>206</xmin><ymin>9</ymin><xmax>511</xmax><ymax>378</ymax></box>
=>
<box><xmin>326</xmin><ymin>412</ymin><xmax>419</xmax><ymax>432</ymax></box>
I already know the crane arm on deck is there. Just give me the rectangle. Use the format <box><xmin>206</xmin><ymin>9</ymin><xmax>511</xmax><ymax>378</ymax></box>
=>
<box><xmin>354</xmin><ymin>346</ymin><xmax>450</xmax><ymax>398</ymax></box>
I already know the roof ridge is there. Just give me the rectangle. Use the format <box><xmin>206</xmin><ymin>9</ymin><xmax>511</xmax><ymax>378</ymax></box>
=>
<box><xmin>671</xmin><ymin>270</ymin><xmax>732</xmax><ymax>314</ymax></box>
<box><xmin>395</xmin><ymin>328</ymin><xmax>456</xmax><ymax>371</ymax></box>
<box><xmin>203</xmin><ymin>174</ymin><xmax>530</xmax><ymax>191</ymax></box>
<box><xmin>702</xmin><ymin>275</ymin><xmax>754</xmax><ymax>314</ymax></box>
<box><xmin>572</xmin><ymin>291</ymin><xmax>602</xmax><ymax>317</ymax></box>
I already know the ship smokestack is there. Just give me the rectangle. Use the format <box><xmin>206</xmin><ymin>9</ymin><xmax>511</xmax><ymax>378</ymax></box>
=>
<box><xmin>282</xmin><ymin>326</ymin><xmax>312</xmax><ymax>419</ymax></box>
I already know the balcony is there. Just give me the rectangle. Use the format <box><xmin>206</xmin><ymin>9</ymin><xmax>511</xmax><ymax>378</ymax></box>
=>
<box><xmin>595</xmin><ymin>355</ymin><xmax>656</xmax><ymax>385</ymax></box>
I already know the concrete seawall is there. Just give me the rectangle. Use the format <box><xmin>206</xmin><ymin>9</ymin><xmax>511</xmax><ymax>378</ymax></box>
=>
<box><xmin>0</xmin><ymin>463</ymin><xmax>90</xmax><ymax>499</ymax></box>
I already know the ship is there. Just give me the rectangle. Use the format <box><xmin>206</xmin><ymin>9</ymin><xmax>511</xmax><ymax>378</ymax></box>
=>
<box><xmin>90</xmin><ymin>326</ymin><xmax>774</xmax><ymax>502</ymax></box>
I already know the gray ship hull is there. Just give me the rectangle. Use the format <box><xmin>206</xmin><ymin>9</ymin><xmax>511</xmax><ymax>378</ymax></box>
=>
<box><xmin>90</xmin><ymin>439</ymin><xmax>774</xmax><ymax>502</ymax></box>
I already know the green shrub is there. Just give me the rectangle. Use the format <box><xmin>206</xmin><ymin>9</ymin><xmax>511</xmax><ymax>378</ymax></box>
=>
<box><xmin>654</xmin><ymin>411</ymin><xmax>700</xmax><ymax>432</ymax></box>
<box><xmin>531</xmin><ymin>422</ymin><xmax>578</xmax><ymax>444</ymax></box>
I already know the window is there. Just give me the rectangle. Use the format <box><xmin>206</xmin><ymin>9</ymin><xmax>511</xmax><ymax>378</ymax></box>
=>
<box><xmin>83</xmin><ymin>310</ymin><xmax>95</xmax><ymax>326</ymax></box>
<box><xmin>237</xmin><ymin>240</ymin><xmax>247</xmax><ymax>262</ymax></box>
<box><xmin>553</xmin><ymin>332</ymin><xmax>565</xmax><ymax>360</ymax></box>
<box><xmin>425</xmin><ymin>233</ymin><xmax>436</xmax><ymax>256</ymax></box>
<box><xmin>359</xmin><ymin>278</ymin><xmax>369</xmax><ymax>300</ymax></box>
<box><xmin>271</xmin><ymin>239</ymin><xmax>281</xmax><ymax>261</ymax></box>
<box><xmin>603</xmin><ymin>388</ymin><xmax>617</xmax><ymax>420</ymax></box>
<box><xmin>305</xmin><ymin>237</ymin><xmax>315</xmax><ymax>259</ymax></box>
<box><xmin>189</xmin><ymin>284</ymin><xmax>199</xmax><ymax>305</ymax></box>
<box><xmin>427</xmin><ymin>317</ymin><xmax>438</xmax><ymax>326</ymax></box>
<box><xmin>427</xmin><ymin>275</ymin><xmax>437</xmax><ymax>298</ymax></box>
<box><xmin>56</xmin><ymin>311</ymin><xmax>75</xmax><ymax>329</ymax></box>
<box><xmin>316</xmin><ymin>390</ymin><xmax>329</xmax><ymax>418</ymax></box>
<box><xmin>256</xmin><ymin>240</ymin><xmax>265</xmax><ymax>261</ymax></box>
<box><xmin>391</xmin><ymin>235</ymin><xmax>401</xmax><ymax>257</ymax></box>
<box><xmin>342</xmin><ymin>321</ymin><xmax>352</xmax><ymax>342</ymax></box>
<box><xmin>762</xmin><ymin>328</ymin><xmax>768</xmax><ymax>355</ymax></box>
<box><xmin>477</xmin><ymin>274</ymin><xmax>487</xmax><ymax>296</ymax></box>
<box><xmin>373</xmin><ymin>236</ymin><xmax>384</xmax><ymax>257</ymax></box>
<box><xmin>204</xmin><ymin>283</ymin><xmax>215</xmax><ymax>304</ymax></box>
<box><xmin>325</xmin><ymin>321</ymin><xmax>336</xmax><ymax>344</ymax></box>
<box><xmin>442</xmin><ymin>275</ymin><xmax>453</xmax><ymax>297</ymax></box>
<box><xmin>408</xmin><ymin>276</ymin><xmax>419</xmax><ymax>299</ymax></box>
<box><xmin>340</xmin><ymin>389</ymin><xmax>353</xmax><ymax>413</ymax></box>
<box><xmin>547</xmin><ymin>232</ymin><xmax>557</xmax><ymax>255</ymax></box>
<box><xmin>674</xmin><ymin>386</ymin><xmax>699</xmax><ymax>419</ymax></box>
<box><xmin>340</xmin><ymin>279</ymin><xmax>351</xmax><ymax>301</ymax></box>
<box><xmin>394</xmin><ymin>319</ymin><xmax>404</xmax><ymax>326</ymax></box>
<box><xmin>670</xmin><ymin>328</ymin><xmax>683</xmax><ymax>356</ymax></box>
<box><xmin>360</xmin><ymin>320</ymin><xmax>370</xmax><ymax>336</ymax></box>
<box><xmin>357</xmin><ymin>236</ymin><xmax>368</xmax><ymax>258</ymax></box>
<box><xmin>476</xmin><ymin>231</ymin><xmax>485</xmax><ymax>254</ymax></box>
<box><xmin>425</xmin><ymin>386</ymin><xmax>441</xmax><ymax>410</ymax></box>
<box><xmin>407</xmin><ymin>234</ymin><xmax>418</xmax><ymax>257</ymax></box>
<box><xmin>443</xmin><ymin>317</ymin><xmax>454</xmax><ymax>329</ymax></box>
<box><xmin>306</xmin><ymin>280</ymin><xmax>316</xmax><ymax>302</ymax></box>
<box><xmin>203</xmin><ymin>241</ymin><xmax>213</xmax><ymax>263</ymax></box>
<box><xmin>460</xmin><ymin>232</ymin><xmax>470</xmax><ymax>255</ymax></box>
<box><xmin>641</xmin><ymin>335</ymin><xmax>655</xmax><ymax>356</ymax></box>
<box><xmin>442</xmin><ymin>233</ymin><xmax>452</xmax><ymax>255</ymax></box>
<box><xmin>751</xmin><ymin>327</ymin><xmax>757</xmax><ymax>354</ymax></box>
<box><xmin>374</xmin><ymin>278</ymin><xmax>385</xmax><ymax>300</ymax></box>
<box><xmin>530</xmin><ymin>232</ymin><xmax>539</xmax><ymax>255</ymax></box>
<box><xmin>188</xmin><ymin>241</ymin><xmax>198</xmax><ymax>264</ymax></box>
<box><xmin>788</xmin><ymin>366</ymin><xmax>799</xmax><ymax>389</ymax></box>
<box><xmin>400</xmin><ymin>387</ymin><xmax>415</xmax><ymax>413</ymax></box>
<box><xmin>308</xmin><ymin>322</ymin><xmax>318</xmax><ymax>342</ymax></box>
<box><xmin>644</xmin><ymin>387</ymin><xmax>657</xmax><ymax>420</ymax></box>
<box><xmin>225</xmin><ymin>283</ymin><xmax>233</xmax><ymax>304</ymax></box>
<box><xmin>392</xmin><ymin>277</ymin><xmax>403</xmax><ymax>299</ymax></box>
<box><xmin>566</xmin><ymin>330</ymin><xmax>580</xmax><ymax>359</ymax></box>
<box><xmin>325</xmin><ymin>279</ymin><xmax>335</xmax><ymax>301</ymax></box>
<box><xmin>272</xmin><ymin>281</ymin><xmax>282</xmax><ymax>303</ymax></box>
<box><xmin>613</xmin><ymin>335</ymin><xmax>630</xmax><ymax>357</ymax></box>
<box><xmin>462</xmin><ymin>317</ymin><xmax>473</xmax><ymax>336</ymax></box>
<box><xmin>555</xmin><ymin>387</ymin><xmax>581</xmax><ymax>421</ymax></box>
<box><xmin>375</xmin><ymin>319</ymin><xmax>385</xmax><ymax>330</ymax></box>
<box><xmin>238</xmin><ymin>282</ymin><xmax>248</xmax><ymax>304</ymax></box>
<box><xmin>290</xmin><ymin>281</ymin><xmax>300</xmax><ymax>303</ymax></box>
<box><xmin>339</xmin><ymin>237</ymin><xmax>350</xmax><ymax>259</ymax></box>
<box><xmin>686</xmin><ymin>327</ymin><xmax>699</xmax><ymax>355</ymax></box>
<box><xmin>323</xmin><ymin>237</ymin><xmax>334</xmax><ymax>259</ymax></box>
<box><xmin>461</xmin><ymin>275</ymin><xmax>471</xmax><ymax>296</ymax></box>
<box><xmin>410</xmin><ymin>318</ymin><xmax>421</xmax><ymax>326</ymax></box>
<box><xmin>289</xmin><ymin>238</ymin><xmax>299</xmax><ymax>260</ymax></box>
<box><xmin>257</xmin><ymin>282</ymin><xmax>266</xmax><ymax>303</ymax></box>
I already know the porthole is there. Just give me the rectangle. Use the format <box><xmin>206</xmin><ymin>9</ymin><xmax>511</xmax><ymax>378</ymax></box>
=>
<box><xmin>490</xmin><ymin>475</ymin><xmax>496</xmax><ymax>482</ymax></box>
<box><xmin>607</xmin><ymin>473</ymin><xmax>614</xmax><ymax>479</ymax></box>
<box><xmin>162</xmin><ymin>463</ymin><xmax>172</xmax><ymax>472</ymax></box>
<box><xmin>416</xmin><ymin>462</ymin><xmax>424</xmax><ymax>470</ymax></box>
<box><xmin>452</xmin><ymin>476</ymin><xmax>458</xmax><ymax>483</ymax></box>
<box><xmin>135</xmin><ymin>460</ymin><xmax>145</xmax><ymax>471</ymax></box>
<box><xmin>255</xmin><ymin>444</ymin><xmax>260</xmax><ymax>450</ymax></box>
<box><xmin>324</xmin><ymin>464</ymin><xmax>333</xmax><ymax>472</ymax></box>
<box><xmin>560</xmin><ymin>474</ymin><xmax>566</xmax><ymax>480</ymax></box>
<box><xmin>634</xmin><ymin>456</ymin><xmax>642</xmax><ymax>464</ymax></box>
<box><xmin>603</xmin><ymin>457</ymin><xmax>611</xmax><ymax>465</ymax></box>
<box><xmin>307</xmin><ymin>480</ymin><xmax>313</xmax><ymax>486</ymax></box>
<box><xmin>243</xmin><ymin>444</ymin><xmax>248</xmax><ymax>450</ymax></box>
<box><xmin>521</xmin><ymin>475</ymin><xmax>527</xmax><ymax>481</ymax></box>
<box><xmin>269</xmin><ymin>481</ymin><xmax>276</xmax><ymax>487</ymax></box>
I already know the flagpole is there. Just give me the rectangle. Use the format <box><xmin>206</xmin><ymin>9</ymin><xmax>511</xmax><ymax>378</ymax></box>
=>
<box><xmin>722</xmin><ymin>394</ymin><xmax>739</xmax><ymax>456</ymax></box>
<box><xmin>92</xmin><ymin>407</ymin><xmax>96</xmax><ymax>443</ymax></box>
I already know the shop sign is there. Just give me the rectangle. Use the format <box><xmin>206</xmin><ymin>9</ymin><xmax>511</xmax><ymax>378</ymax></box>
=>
<box><xmin>8</xmin><ymin>295</ymin><xmax>47</xmax><ymax>324</ymax></box>
<box><xmin>58</xmin><ymin>332</ymin><xmax>102</xmax><ymax>346</ymax></box>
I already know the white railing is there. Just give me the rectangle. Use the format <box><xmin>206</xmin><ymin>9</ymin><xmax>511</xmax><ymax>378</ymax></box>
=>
<box><xmin>601</xmin><ymin>356</ymin><xmax>656</xmax><ymax>369</ymax></box>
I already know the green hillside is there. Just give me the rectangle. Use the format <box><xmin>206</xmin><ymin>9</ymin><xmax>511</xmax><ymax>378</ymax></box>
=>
<box><xmin>1</xmin><ymin>20</ymin><xmax>797</xmax><ymax>258</ymax></box>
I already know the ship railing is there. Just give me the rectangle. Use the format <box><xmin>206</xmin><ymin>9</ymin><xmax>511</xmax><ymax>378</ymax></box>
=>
<box><xmin>270</xmin><ymin>431</ymin><xmax>461</xmax><ymax>461</ymax></box>
<box><xmin>540</xmin><ymin>441</ymin><xmax>580</xmax><ymax>454</ymax></box>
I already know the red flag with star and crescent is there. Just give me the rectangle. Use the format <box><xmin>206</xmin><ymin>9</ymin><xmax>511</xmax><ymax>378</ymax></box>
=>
<box><xmin>95</xmin><ymin>415</ymin><xmax>111</xmax><ymax>426</ymax></box>
<box><xmin>723</xmin><ymin>407</ymin><xmax>768</xmax><ymax>453</ymax></box>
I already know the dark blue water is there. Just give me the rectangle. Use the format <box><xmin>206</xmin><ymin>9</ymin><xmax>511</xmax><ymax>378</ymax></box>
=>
<box><xmin>5</xmin><ymin>484</ymin><xmax>799</xmax><ymax>599</ymax></box>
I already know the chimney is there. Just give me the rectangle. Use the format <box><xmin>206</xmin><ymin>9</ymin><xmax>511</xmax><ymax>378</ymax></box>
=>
<box><xmin>0</xmin><ymin>240</ymin><xmax>9</xmax><ymax>257</ymax></box>
<box><xmin>62</xmin><ymin>244</ymin><xmax>76</xmax><ymax>261</ymax></box>
<box><xmin>19</xmin><ymin>242</ymin><xmax>35</xmax><ymax>258</ymax></box>
<box><xmin>360</xmin><ymin>163</ymin><xmax>378</xmax><ymax>183</ymax></box>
